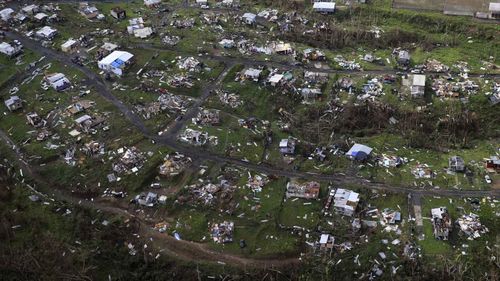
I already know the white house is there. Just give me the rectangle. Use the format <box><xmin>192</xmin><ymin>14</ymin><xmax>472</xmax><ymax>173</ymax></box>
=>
<box><xmin>489</xmin><ymin>2</ymin><xmax>500</xmax><ymax>19</ymax></box>
<box><xmin>313</xmin><ymin>2</ymin><xmax>336</xmax><ymax>14</ymax></box>
<box><xmin>268</xmin><ymin>74</ymin><xmax>284</xmax><ymax>86</ymax></box>
<box><xmin>4</xmin><ymin>96</ymin><xmax>22</xmax><ymax>111</ymax></box>
<box><xmin>0</xmin><ymin>8</ymin><xmax>14</xmax><ymax>22</ymax></box>
<box><xmin>35</xmin><ymin>26</ymin><xmax>58</xmax><ymax>40</ymax></box>
<box><xmin>133</xmin><ymin>27</ymin><xmax>153</xmax><ymax>38</ymax></box>
<box><xmin>411</xmin><ymin>74</ymin><xmax>426</xmax><ymax>98</ymax></box>
<box><xmin>44</xmin><ymin>73</ymin><xmax>71</xmax><ymax>91</ymax></box>
<box><xmin>34</xmin><ymin>12</ymin><xmax>49</xmax><ymax>22</ymax></box>
<box><xmin>242</xmin><ymin>13</ymin><xmax>256</xmax><ymax>25</ymax></box>
<box><xmin>144</xmin><ymin>0</ymin><xmax>161</xmax><ymax>7</ymax></box>
<box><xmin>98</xmin><ymin>51</ymin><xmax>134</xmax><ymax>76</ymax></box>
<box><xmin>61</xmin><ymin>39</ymin><xmax>78</xmax><ymax>53</ymax></box>
<box><xmin>0</xmin><ymin>42</ymin><xmax>23</xmax><ymax>57</ymax></box>
<box><xmin>332</xmin><ymin>188</ymin><xmax>360</xmax><ymax>217</ymax></box>
<box><xmin>21</xmin><ymin>4</ymin><xmax>39</xmax><ymax>15</ymax></box>
<box><xmin>346</xmin><ymin>143</ymin><xmax>373</xmax><ymax>161</ymax></box>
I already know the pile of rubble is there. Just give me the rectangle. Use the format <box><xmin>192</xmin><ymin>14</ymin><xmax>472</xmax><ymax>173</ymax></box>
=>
<box><xmin>167</xmin><ymin>75</ymin><xmax>194</xmax><ymax>88</ymax></box>
<box><xmin>377</xmin><ymin>154</ymin><xmax>405</xmax><ymax>168</ymax></box>
<box><xmin>217</xmin><ymin>90</ymin><xmax>243</xmax><ymax>108</ymax></box>
<box><xmin>190</xmin><ymin>180</ymin><xmax>234</xmax><ymax>205</ymax></box>
<box><xmin>358</xmin><ymin>78</ymin><xmax>383</xmax><ymax>101</ymax></box>
<box><xmin>334</xmin><ymin>55</ymin><xmax>361</xmax><ymax>70</ymax></box>
<box><xmin>210</xmin><ymin>221</ymin><xmax>234</xmax><ymax>244</ymax></box>
<box><xmin>177</xmin><ymin>57</ymin><xmax>201</xmax><ymax>72</ymax></box>
<box><xmin>432</xmin><ymin>78</ymin><xmax>480</xmax><ymax>98</ymax></box>
<box><xmin>158</xmin><ymin>93</ymin><xmax>191</xmax><ymax>112</ymax></box>
<box><xmin>171</xmin><ymin>18</ymin><xmax>195</xmax><ymax>29</ymax></box>
<box><xmin>178</xmin><ymin>129</ymin><xmax>217</xmax><ymax>146</ymax></box>
<box><xmin>411</xmin><ymin>164</ymin><xmax>436</xmax><ymax>179</ymax></box>
<box><xmin>193</xmin><ymin>109</ymin><xmax>220</xmax><ymax>125</ymax></box>
<box><xmin>162</xmin><ymin>35</ymin><xmax>180</xmax><ymax>46</ymax></box>
<box><xmin>82</xmin><ymin>140</ymin><xmax>105</xmax><ymax>156</ymax></box>
<box><xmin>456</xmin><ymin>213</ymin><xmax>488</xmax><ymax>239</ymax></box>
<box><xmin>246</xmin><ymin>173</ymin><xmax>269</xmax><ymax>193</ymax></box>
<box><xmin>159</xmin><ymin>153</ymin><xmax>192</xmax><ymax>177</ymax></box>
<box><xmin>134</xmin><ymin>102</ymin><xmax>161</xmax><ymax>119</ymax></box>
<box><xmin>425</xmin><ymin>59</ymin><xmax>449</xmax><ymax>73</ymax></box>
<box><xmin>112</xmin><ymin>147</ymin><xmax>146</xmax><ymax>174</ymax></box>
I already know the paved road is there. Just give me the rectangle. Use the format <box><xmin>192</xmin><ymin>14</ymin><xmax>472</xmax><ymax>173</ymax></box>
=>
<box><xmin>4</xmin><ymin>31</ymin><xmax>499</xmax><ymax>200</ymax></box>
<box><xmin>134</xmin><ymin>43</ymin><xmax>500</xmax><ymax>78</ymax></box>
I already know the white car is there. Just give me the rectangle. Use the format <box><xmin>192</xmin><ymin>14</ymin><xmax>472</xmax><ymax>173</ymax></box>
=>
<box><xmin>485</xmin><ymin>175</ymin><xmax>492</xmax><ymax>184</ymax></box>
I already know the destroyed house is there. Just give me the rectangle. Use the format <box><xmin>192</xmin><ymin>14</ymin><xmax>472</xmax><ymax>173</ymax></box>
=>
<box><xmin>332</xmin><ymin>188</ymin><xmax>360</xmax><ymax>217</ymax></box>
<box><xmin>44</xmin><ymin>73</ymin><xmax>70</xmax><ymax>91</ymax></box>
<box><xmin>449</xmin><ymin>156</ymin><xmax>465</xmax><ymax>172</ymax></box>
<box><xmin>26</xmin><ymin>112</ymin><xmax>45</xmax><ymax>128</ymax></box>
<box><xmin>456</xmin><ymin>213</ymin><xmax>488</xmax><ymax>239</ymax></box>
<box><xmin>286</xmin><ymin>180</ymin><xmax>320</xmax><ymax>199</ymax></box>
<box><xmin>279</xmin><ymin>138</ymin><xmax>295</xmax><ymax>155</ymax></box>
<box><xmin>98</xmin><ymin>51</ymin><xmax>134</xmax><ymax>76</ymax></box>
<box><xmin>99</xmin><ymin>42</ymin><xmax>119</xmax><ymax>56</ymax></box>
<box><xmin>0</xmin><ymin>41</ymin><xmax>23</xmax><ymax>57</ymax></box>
<box><xmin>110</xmin><ymin>7</ymin><xmax>126</xmax><ymax>19</ymax></box>
<box><xmin>78</xmin><ymin>3</ymin><xmax>99</xmax><ymax>19</ymax></box>
<box><xmin>135</xmin><ymin>192</ymin><xmax>157</xmax><ymax>207</ymax></box>
<box><xmin>74</xmin><ymin>114</ymin><xmax>103</xmax><ymax>132</ymax></box>
<box><xmin>211</xmin><ymin>221</ymin><xmax>234</xmax><ymax>244</ymax></box>
<box><xmin>4</xmin><ymin>96</ymin><xmax>22</xmax><ymax>111</ymax></box>
<box><xmin>411</xmin><ymin>75</ymin><xmax>426</xmax><ymax>98</ymax></box>
<box><xmin>313</xmin><ymin>2</ymin><xmax>336</xmax><ymax>14</ymax></box>
<box><xmin>431</xmin><ymin>207</ymin><xmax>452</xmax><ymax>240</ymax></box>
<box><xmin>303</xmin><ymin>48</ymin><xmax>326</xmax><ymax>61</ymax></box>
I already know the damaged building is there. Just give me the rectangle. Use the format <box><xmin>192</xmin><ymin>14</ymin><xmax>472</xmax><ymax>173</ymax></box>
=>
<box><xmin>431</xmin><ymin>207</ymin><xmax>452</xmax><ymax>240</ymax></box>
<box><xmin>285</xmin><ymin>180</ymin><xmax>320</xmax><ymax>199</ymax></box>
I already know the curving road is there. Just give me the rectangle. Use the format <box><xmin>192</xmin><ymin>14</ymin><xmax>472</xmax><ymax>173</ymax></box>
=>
<box><xmin>4</xmin><ymin>31</ymin><xmax>499</xmax><ymax>200</ymax></box>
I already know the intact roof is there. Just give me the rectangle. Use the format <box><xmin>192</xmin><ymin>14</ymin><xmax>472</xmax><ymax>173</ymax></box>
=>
<box><xmin>99</xmin><ymin>50</ymin><xmax>134</xmax><ymax>66</ymax></box>
<box><xmin>313</xmin><ymin>2</ymin><xmax>336</xmax><ymax>10</ymax></box>
<box><xmin>269</xmin><ymin>74</ymin><xmax>284</xmax><ymax>83</ymax></box>
<box><xmin>242</xmin><ymin>13</ymin><xmax>256</xmax><ymax>20</ymax></box>
<box><xmin>34</xmin><ymin>12</ymin><xmax>48</xmax><ymax>20</ymax></box>
<box><xmin>61</xmin><ymin>39</ymin><xmax>77</xmax><ymax>48</ymax></box>
<box><xmin>244</xmin><ymin>68</ymin><xmax>261</xmax><ymax>77</ymax></box>
<box><xmin>279</xmin><ymin>139</ymin><xmax>289</xmax><ymax>148</ymax></box>
<box><xmin>413</xmin><ymin>74</ymin><xmax>426</xmax><ymax>86</ymax></box>
<box><xmin>101</xmin><ymin>42</ymin><xmax>118</xmax><ymax>51</ymax></box>
<box><xmin>346</xmin><ymin>143</ymin><xmax>373</xmax><ymax>157</ymax></box>
<box><xmin>75</xmin><ymin>114</ymin><xmax>92</xmax><ymax>124</ymax></box>
<box><xmin>319</xmin><ymin>234</ymin><xmax>329</xmax><ymax>244</ymax></box>
<box><xmin>37</xmin><ymin>26</ymin><xmax>57</xmax><ymax>36</ymax></box>
<box><xmin>490</xmin><ymin>2</ymin><xmax>500</xmax><ymax>11</ymax></box>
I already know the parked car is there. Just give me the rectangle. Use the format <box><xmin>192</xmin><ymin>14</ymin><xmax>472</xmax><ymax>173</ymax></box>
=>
<box><xmin>485</xmin><ymin>175</ymin><xmax>492</xmax><ymax>184</ymax></box>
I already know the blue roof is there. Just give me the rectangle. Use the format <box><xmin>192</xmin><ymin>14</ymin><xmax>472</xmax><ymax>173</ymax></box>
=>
<box><xmin>110</xmin><ymin>58</ymin><xmax>125</xmax><ymax>68</ymax></box>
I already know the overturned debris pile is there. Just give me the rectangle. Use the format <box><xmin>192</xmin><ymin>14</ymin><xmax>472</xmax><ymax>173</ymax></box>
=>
<box><xmin>189</xmin><ymin>180</ymin><xmax>235</xmax><ymax>205</ymax></box>
<box><xmin>210</xmin><ymin>221</ymin><xmax>234</xmax><ymax>244</ymax></box>
<box><xmin>246</xmin><ymin>173</ymin><xmax>269</xmax><ymax>193</ymax></box>
<box><xmin>177</xmin><ymin>57</ymin><xmax>201</xmax><ymax>72</ymax></box>
<box><xmin>193</xmin><ymin>109</ymin><xmax>220</xmax><ymax>125</ymax></box>
<box><xmin>159</xmin><ymin>153</ymin><xmax>192</xmax><ymax>177</ymax></box>
<box><xmin>112</xmin><ymin>147</ymin><xmax>146</xmax><ymax>174</ymax></box>
<box><xmin>456</xmin><ymin>213</ymin><xmax>488</xmax><ymax>239</ymax></box>
<box><xmin>178</xmin><ymin>129</ymin><xmax>217</xmax><ymax>146</ymax></box>
<box><xmin>217</xmin><ymin>90</ymin><xmax>243</xmax><ymax>108</ymax></box>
